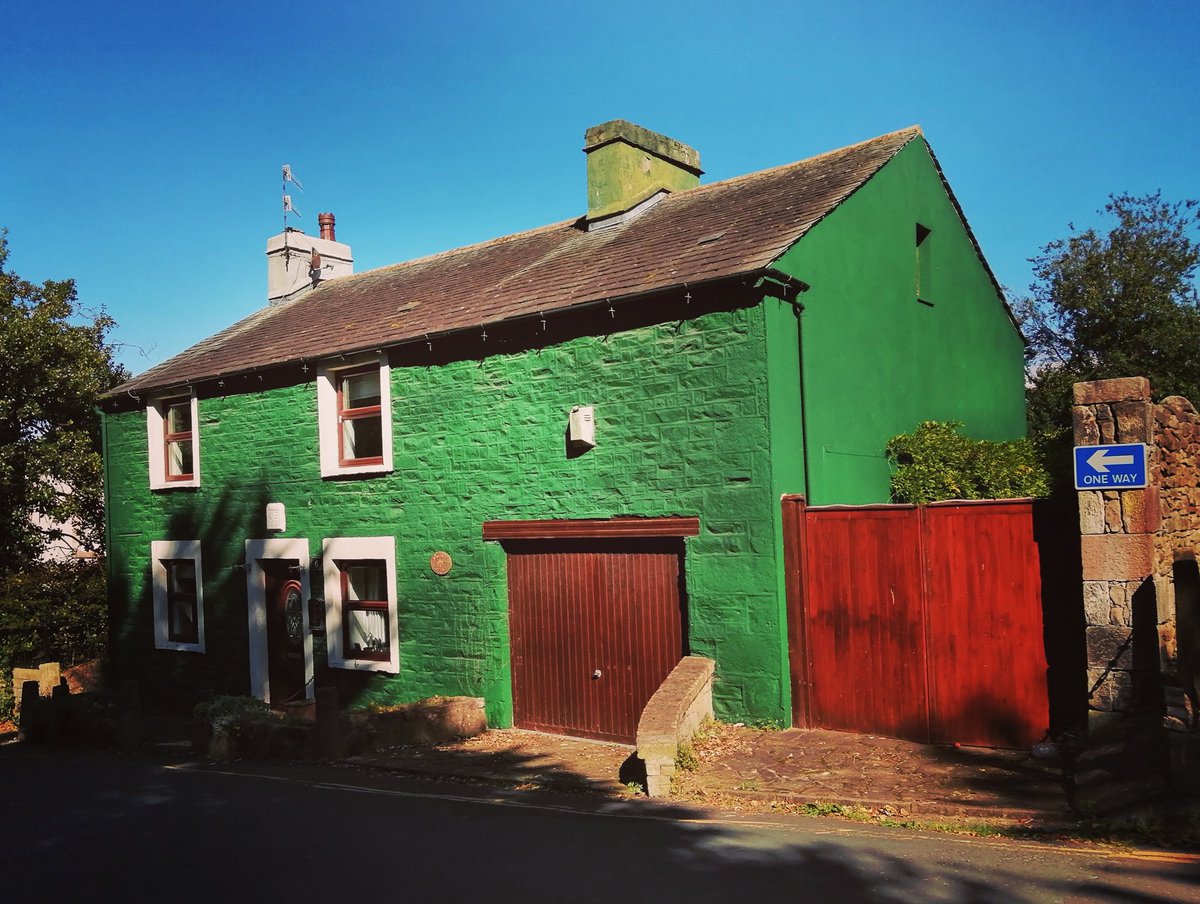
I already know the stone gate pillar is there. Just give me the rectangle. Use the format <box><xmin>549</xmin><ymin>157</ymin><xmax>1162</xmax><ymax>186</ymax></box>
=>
<box><xmin>1073</xmin><ymin>377</ymin><xmax>1160</xmax><ymax>733</ymax></box>
<box><xmin>1074</xmin><ymin>376</ymin><xmax>1200</xmax><ymax>794</ymax></box>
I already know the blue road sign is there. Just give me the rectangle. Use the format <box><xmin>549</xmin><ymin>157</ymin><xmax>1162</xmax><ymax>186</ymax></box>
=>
<box><xmin>1073</xmin><ymin>443</ymin><xmax>1148</xmax><ymax>490</ymax></box>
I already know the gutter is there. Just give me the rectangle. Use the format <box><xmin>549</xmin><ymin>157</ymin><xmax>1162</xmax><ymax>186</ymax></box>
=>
<box><xmin>105</xmin><ymin>270</ymin><xmax>769</xmax><ymax>404</ymax></box>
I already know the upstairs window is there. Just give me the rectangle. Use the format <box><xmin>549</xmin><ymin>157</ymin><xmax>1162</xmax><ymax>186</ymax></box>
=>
<box><xmin>337</xmin><ymin>367</ymin><xmax>384</xmax><ymax>466</ymax></box>
<box><xmin>163</xmin><ymin>397</ymin><xmax>195</xmax><ymax>481</ymax></box>
<box><xmin>317</xmin><ymin>356</ymin><xmax>392</xmax><ymax>478</ymax></box>
<box><xmin>147</xmin><ymin>394</ymin><xmax>200</xmax><ymax>490</ymax></box>
<box><xmin>151</xmin><ymin>539</ymin><xmax>205</xmax><ymax>652</ymax></box>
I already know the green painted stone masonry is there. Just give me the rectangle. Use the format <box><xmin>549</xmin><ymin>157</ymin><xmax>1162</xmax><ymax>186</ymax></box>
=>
<box><xmin>106</xmin><ymin>305</ymin><xmax>789</xmax><ymax>725</ymax></box>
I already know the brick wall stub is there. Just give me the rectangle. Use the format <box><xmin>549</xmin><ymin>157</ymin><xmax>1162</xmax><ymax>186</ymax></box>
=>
<box><xmin>1080</xmin><ymin>533</ymin><xmax>1155</xmax><ymax>582</ymax></box>
<box><xmin>1073</xmin><ymin>377</ymin><xmax>1151</xmax><ymax>406</ymax></box>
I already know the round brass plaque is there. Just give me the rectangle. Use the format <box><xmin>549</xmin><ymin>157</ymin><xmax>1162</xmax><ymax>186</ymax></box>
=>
<box><xmin>430</xmin><ymin>551</ymin><xmax>453</xmax><ymax>576</ymax></box>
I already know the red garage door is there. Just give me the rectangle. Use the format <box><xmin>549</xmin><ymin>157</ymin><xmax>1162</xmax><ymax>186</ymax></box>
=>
<box><xmin>485</xmin><ymin>518</ymin><xmax>697</xmax><ymax>744</ymax></box>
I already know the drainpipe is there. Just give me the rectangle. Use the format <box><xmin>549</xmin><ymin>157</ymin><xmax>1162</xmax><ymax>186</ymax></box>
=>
<box><xmin>756</xmin><ymin>269</ymin><xmax>812</xmax><ymax>500</ymax></box>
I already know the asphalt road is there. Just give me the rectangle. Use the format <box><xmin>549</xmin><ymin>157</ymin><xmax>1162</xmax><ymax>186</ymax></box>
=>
<box><xmin>1</xmin><ymin>743</ymin><xmax>1197</xmax><ymax>903</ymax></box>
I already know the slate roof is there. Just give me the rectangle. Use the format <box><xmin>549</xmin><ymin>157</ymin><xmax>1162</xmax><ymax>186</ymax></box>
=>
<box><xmin>115</xmin><ymin>126</ymin><xmax>925</xmax><ymax>396</ymax></box>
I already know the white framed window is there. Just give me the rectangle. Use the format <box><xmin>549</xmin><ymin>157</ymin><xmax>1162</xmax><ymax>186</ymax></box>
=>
<box><xmin>147</xmin><ymin>393</ymin><xmax>200</xmax><ymax>489</ymax></box>
<box><xmin>317</xmin><ymin>354</ymin><xmax>392</xmax><ymax>478</ymax></box>
<box><xmin>151</xmin><ymin>539</ymin><xmax>205</xmax><ymax>652</ymax></box>
<box><xmin>323</xmin><ymin>536</ymin><xmax>398</xmax><ymax>672</ymax></box>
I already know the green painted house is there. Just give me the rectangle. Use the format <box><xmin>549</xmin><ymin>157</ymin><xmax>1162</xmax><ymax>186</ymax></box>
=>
<box><xmin>102</xmin><ymin>121</ymin><xmax>1025</xmax><ymax>741</ymax></box>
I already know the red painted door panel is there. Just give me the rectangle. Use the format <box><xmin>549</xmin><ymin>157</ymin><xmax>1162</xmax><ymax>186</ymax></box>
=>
<box><xmin>506</xmin><ymin>539</ymin><xmax>684</xmax><ymax>744</ymax></box>
<box><xmin>923</xmin><ymin>503</ymin><xmax>1049</xmax><ymax>748</ymax></box>
<box><xmin>802</xmin><ymin>508</ymin><xmax>930</xmax><ymax>742</ymax></box>
<box><xmin>786</xmin><ymin>498</ymin><xmax>1051</xmax><ymax>750</ymax></box>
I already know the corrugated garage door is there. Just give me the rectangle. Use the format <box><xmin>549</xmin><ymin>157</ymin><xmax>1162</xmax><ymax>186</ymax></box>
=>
<box><xmin>486</xmin><ymin>518</ymin><xmax>698</xmax><ymax>744</ymax></box>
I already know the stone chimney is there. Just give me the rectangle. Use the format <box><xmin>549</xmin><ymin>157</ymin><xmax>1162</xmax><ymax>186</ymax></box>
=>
<box><xmin>266</xmin><ymin>213</ymin><xmax>353</xmax><ymax>306</ymax></box>
<box><xmin>583</xmin><ymin>120</ymin><xmax>702</xmax><ymax>229</ymax></box>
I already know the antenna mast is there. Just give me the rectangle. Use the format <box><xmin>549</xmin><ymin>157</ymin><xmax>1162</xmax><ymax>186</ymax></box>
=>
<box><xmin>281</xmin><ymin>164</ymin><xmax>304</xmax><ymax>267</ymax></box>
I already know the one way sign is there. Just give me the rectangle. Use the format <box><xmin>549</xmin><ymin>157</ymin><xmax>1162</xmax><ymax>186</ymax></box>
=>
<box><xmin>1073</xmin><ymin>443</ymin><xmax>1148</xmax><ymax>490</ymax></box>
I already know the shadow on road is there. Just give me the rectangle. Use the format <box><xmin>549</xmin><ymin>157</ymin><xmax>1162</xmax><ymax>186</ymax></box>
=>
<box><xmin>1</xmin><ymin>741</ymin><xmax>1196</xmax><ymax>903</ymax></box>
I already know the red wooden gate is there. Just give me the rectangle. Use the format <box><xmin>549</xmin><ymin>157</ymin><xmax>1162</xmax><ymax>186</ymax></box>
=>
<box><xmin>485</xmin><ymin>518</ymin><xmax>697</xmax><ymax>744</ymax></box>
<box><xmin>786</xmin><ymin>498</ymin><xmax>1050</xmax><ymax>749</ymax></box>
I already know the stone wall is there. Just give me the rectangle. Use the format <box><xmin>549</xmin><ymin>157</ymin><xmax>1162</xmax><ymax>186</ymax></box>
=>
<box><xmin>1153</xmin><ymin>394</ymin><xmax>1200</xmax><ymax>733</ymax></box>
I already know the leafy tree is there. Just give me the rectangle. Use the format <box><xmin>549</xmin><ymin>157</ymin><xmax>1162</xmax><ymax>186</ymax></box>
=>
<box><xmin>1017</xmin><ymin>193</ymin><xmax>1200</xmax><ymax>442</ymax></box>
<box><xmin>0</xmin><ymin>230</ymin><xmax>128</xmax><ymax>572</ymax></box>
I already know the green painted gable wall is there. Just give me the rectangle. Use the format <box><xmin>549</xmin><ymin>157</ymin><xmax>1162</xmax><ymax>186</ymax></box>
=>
<box><xmin>105</xmin><ymin>305</ymin><xmax>793</xmax><ymax>726</ymax></box>
<box><xmin>769</xmin><ymin>138</ymin><xmax>1027</xmax><ymax>505</ymax></box>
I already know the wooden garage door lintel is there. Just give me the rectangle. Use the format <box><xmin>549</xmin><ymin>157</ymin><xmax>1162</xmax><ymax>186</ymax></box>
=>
<box><xmin>484</xmin><ymin>517</ymin><xmax>700</xmax><ymax>541</ymax></box>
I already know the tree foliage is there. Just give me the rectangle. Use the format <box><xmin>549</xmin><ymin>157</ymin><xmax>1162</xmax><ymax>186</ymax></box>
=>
<box><xmin>0</xmin><ymin>230</ymin><xmax>128</xmax><ymax>571</ymax></box>
<box><xmin>886</xmin><ymin>421</ymin><xmax>1050</xmax><ymax>505</ymax></box>
<box><xmin>1017</xmin><ymin>193</ymin><xmax>1200</xmax><ymax>440</ymax></box>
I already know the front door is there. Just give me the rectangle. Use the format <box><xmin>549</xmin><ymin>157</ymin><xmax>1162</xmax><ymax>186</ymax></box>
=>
<box><xmin>264</xmin><ymin>561</ymin><xmax>306</xmax><ymax>706</ymax></box>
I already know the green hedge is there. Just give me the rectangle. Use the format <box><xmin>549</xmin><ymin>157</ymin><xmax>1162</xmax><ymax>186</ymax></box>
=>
<box><xmin>0</xmin><ymin>561</ymin><xmax>108</xmax><ymax>718</ymax></box>
<box><xmin>886</xmin><ymin>421</ymin><xmax>1050</xmax><ymax>505</ymax></box>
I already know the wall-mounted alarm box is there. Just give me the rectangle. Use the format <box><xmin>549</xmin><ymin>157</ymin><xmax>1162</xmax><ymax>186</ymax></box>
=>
<box><xmin>568</xmin><ymin>405</ymin><xmax>596</xmax><ymax>449</ymax></box>
<box><xmin>266</xmin><ymin>503</ymin><xmax>286</xmax><ymax>532</ymax></box>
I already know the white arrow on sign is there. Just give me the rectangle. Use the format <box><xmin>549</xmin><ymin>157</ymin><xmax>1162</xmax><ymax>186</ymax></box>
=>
<box><xmin>1087</xmin><ymin>448</ymin><xmax>1135</xmax><ymax>473</ymax></box>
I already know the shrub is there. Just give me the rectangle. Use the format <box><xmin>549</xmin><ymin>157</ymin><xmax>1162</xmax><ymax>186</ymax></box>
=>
<box><xmin>886</xmin><ymin>421</ymin><xmax>1051</xmax><ymax>505</ymax></box>
<box><xmin>192</xmin><ymin>695</ymin><xmax>279</xmax><ymax>758</ymax></box>
<box><xmin>0</xmin><ymin>561</ymin><xmax>108</xmax><ymax>720</ymax></box>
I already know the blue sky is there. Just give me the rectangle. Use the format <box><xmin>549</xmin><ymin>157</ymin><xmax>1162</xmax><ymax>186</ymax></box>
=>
<box><xmin>5</xmin><ymin>1</ymin><xmax>1197</xmax><ymax>373</ymax></box>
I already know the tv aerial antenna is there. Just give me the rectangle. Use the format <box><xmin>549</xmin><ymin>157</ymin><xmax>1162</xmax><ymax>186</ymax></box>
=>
<box><xmin>281</xmin><ymin>164</ymin><xmax>304</xmax><ymax>267</ymax></box>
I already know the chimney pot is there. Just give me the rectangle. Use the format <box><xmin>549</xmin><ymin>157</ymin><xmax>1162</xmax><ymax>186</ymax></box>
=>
<box><xmin>318</xmin><ymin>212</ymin><xmax>336</xmax><ymax>242</ymax></box>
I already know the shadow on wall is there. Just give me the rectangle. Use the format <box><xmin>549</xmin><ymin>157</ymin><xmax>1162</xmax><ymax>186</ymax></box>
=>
<box><xmin>108</xmin><ymin>487</ymin><xmax>273</xmax><ymax>714</ymax></box>
<box><xmin>1033</xmin><ymin>497</ymin><xmax>1087</xmax><ymax>737</ymax></box>
<box><xmin>1174</xmin><ymin>559</ymin><xmax>1200</xmax><ymax>723</ymax></box>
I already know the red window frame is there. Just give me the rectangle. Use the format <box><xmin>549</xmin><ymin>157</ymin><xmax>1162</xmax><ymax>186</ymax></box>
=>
<box><xmin>164</xmin><ymin>559</ymin><xmax>199</xmax><ymax>645</ymax></box>
<box><xmin>335</xmin><ymin>366</ymin><xmax>384</xmax><ymax>467</ymax></box>
<box><xmin>162</xmin><ymin>396</ymin><xmax>194</xmax><ymax>482</ymax></box>
<box><xmin>340</xmin><ymin>561</ymin><xmax>389</xmax><ymax>662</ymax></box>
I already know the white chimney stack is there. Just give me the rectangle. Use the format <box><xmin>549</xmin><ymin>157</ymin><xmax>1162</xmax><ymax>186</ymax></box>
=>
<box><xmin>266</xmin><ymin>212</ymin><xmax>353</xmax><ymax>305</ymax></box>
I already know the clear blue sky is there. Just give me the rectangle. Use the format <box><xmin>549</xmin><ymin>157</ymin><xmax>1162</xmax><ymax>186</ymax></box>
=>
<box><xmin>5</xmin><ymin>1</ymin><xmax>1197</xmax><ymax>373</ymax></box>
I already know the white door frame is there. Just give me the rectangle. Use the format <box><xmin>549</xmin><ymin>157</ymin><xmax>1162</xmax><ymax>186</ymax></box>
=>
<box><xmin>245</xmin><ymin>538</ymin><xmax>313</xmax><ymax>704</ymax></box>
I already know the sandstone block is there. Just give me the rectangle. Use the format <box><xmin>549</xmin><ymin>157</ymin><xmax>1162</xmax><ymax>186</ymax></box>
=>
<box><xmin>1081</xmin><ymin>533</ymin><xmax>1154</xmax><ymax>581</ymax></box>
<box><xmin>1122</xmin><ymin>486</ymin><xmax>1161</xmax><ymax>534</ymax></box>
<box><xmin>1087</xmin><ymin>665</ymin><xmax>1133</xmax><ymax>710</ymax></box>
<box><xmin>1087</xmin><ymin>626</ymin><xmax>1133</xmax><ymax>669</ymax></box>
<box><xmin>1073</xmin><ymin>377</ymin><xmax>1151</xmax><ymax>406</ymax></box>
<box><xmin>1104</xmin><ymin>495</ymin><xmax>1123</xmax><ymax>533</ymax></box>
<box><xmin>1083</xmin><ymin>581</ymin><xmax>1110</xmax><ymax>624</ymax></box>
<box><xmin>1155</xmin><ymin>574</ymin><xmax>1176</xmax><ymax>624</ymax></box>
<box><xmin>1114</xmin><ymin>400</ymin><xmax>1153</xmax><ymax>444</ymax></box>
<box><xmin>1073</xmin><ymin>406</ymin><xmax>1100</xmax><ymax>445</ymax></box>
<box><xmin>1095</xmin><ymin>405</ymin><xmax>1116</xmax><ymax>444</ymax></box>
<box><xmin>1078</xmin><ymin>492</ymin><xmax>1105</xmax><ymax>534</ymax></box>
<box><xmin>1159</xmin><ymin>623</ymin><xmax>1178</xmax><ymax>669</ymax></box>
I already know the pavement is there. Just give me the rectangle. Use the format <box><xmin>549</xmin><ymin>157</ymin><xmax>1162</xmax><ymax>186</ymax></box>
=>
<box><xmin>347</xmin><ymin>721</ymin><xmax>1077</xmax><ymax>826</ymax></box>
